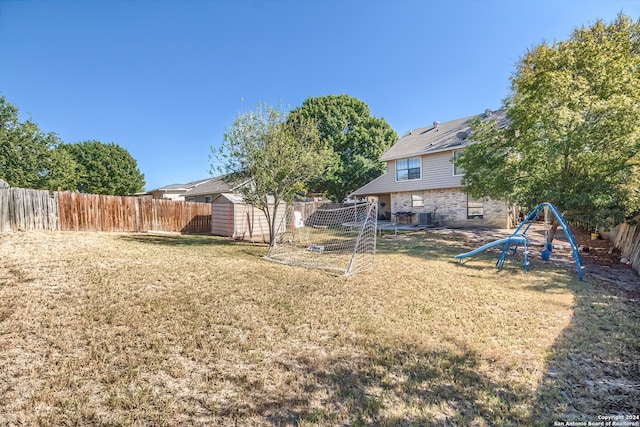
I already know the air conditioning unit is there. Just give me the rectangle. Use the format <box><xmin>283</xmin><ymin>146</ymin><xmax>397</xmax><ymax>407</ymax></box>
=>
<box><xmin>418</xmin><ymin>212</ymin><xmax>433</xmax><ymax>226</ymax></box>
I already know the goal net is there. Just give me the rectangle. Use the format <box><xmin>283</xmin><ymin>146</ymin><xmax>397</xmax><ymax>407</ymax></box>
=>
<box><xmin>265</xmin><ymin>202</ymin><xmax>378</xmax><ymax>275</ymax></box>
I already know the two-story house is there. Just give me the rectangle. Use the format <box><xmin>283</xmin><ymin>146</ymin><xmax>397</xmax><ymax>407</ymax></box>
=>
<box><xmin>350</xmin><ymin>109</ymin><xmax>514</xmax><ymax>228</ymax></box>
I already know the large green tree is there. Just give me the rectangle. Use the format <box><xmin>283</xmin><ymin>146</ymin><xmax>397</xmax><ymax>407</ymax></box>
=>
<box><xmin>212</xmin><ymin>104</ymin><xmax>327</xmax><ymax>242</ymax></box>
<box><xmin>455</xmin><ymin>14</ymin><xmax>640</xmax><ymax>231</ymax></box>
<box><xmin>60</xmin><ymin>141</ymin><xmax>145</xmax><ymax>195</ymax></box>
<box><xmin>287</xmin><ymin>94</ymin><xmax>397</xmax><ymax>202</ymax></box>
<box><xmin>0</xmin><ymin>96</ymin><xmax>77</xmax><ymax>190</ymax></box>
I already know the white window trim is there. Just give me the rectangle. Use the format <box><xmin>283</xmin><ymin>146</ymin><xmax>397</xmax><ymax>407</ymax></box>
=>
<box><xmin>453</xmin><ymin>150</ymin><xmax>465</xmax><ymax>176</ymax></box>
<box><xmin>395</xmin><ymin>156</ymin><xmax>422</xmax><ymax>182</ymax></box>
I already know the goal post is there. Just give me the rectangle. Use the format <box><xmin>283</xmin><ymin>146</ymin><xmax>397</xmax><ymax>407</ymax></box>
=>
<box><xmin>265</xmin><ymin>202</ymin><xmax>378</xmax><ymax>275</ymax></box>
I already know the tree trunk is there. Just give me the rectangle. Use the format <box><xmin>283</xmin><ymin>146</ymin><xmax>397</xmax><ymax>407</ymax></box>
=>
<box><xmin>547</xmin><ymin>217</ymin><xmax>559</xmax><ymax>245</ymax></box>
<box><xmin>268</xmin><ymin>199</ymin><xmax>281</xmax><ymax>244</ymax></box>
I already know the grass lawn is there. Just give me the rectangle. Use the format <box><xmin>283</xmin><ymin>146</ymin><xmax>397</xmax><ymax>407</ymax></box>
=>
<box><xmin>0</xmin><ymin>231</ymin><xmax>638</xmax><ymax>426</ymax></box>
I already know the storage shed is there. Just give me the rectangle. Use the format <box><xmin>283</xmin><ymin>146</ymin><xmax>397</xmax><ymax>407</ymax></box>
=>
<box><xmin>211</xmin><ymin>193</ymin><xmax>286</xmax><ymax>242</ymax></box>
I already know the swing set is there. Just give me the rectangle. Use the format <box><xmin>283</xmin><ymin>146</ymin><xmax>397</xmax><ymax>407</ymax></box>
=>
<box><xmin>455</xmin><ymin>202</ymin><xmax>584</xmax><ymax>281</ymax></box>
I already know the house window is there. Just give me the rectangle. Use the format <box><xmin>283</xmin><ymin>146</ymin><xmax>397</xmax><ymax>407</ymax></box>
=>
<box><xmin>396</xmin><ymin>157</ymin><xmax>421</xmax><ymax>181</ymax></box>
<box><xmin>467</xmin><ymin>194</ymin><xmax>484</xmax><ymax>219</ymax></box>
<box><xmin>205</xmin><ymin>196</ymin><xmax>212</xmax><ymax>203</ymax></box>
<box><xmin>453</xmin><ymin>150</ymin><xmax>465</xmax><ymax>176</ymax></box>
<box><xmin>412</xmin><ymin>194</ymin><xmax>424</xmax><ymax>207</ymax></box>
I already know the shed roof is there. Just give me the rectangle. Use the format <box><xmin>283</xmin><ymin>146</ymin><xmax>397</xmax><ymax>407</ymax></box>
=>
<box><xmin>215</xmin><ymin>193</ymin><xmax>244</xmax><ymax>204</ymax></box>
<box><xmin>213</xmin><ymin>193</ymin><xmax>286</xmax><ymax>205</ymax></box>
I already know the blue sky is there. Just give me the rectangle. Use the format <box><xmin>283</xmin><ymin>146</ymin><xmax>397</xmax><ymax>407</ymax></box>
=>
<box><xmin>1</xmin><ymin>0</ymin><xmax>639</xmax><ymax>191</ymax></box>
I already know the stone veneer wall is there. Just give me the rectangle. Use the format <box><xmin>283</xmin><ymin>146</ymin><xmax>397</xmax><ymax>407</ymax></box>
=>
<box><xmin>391</xmin><ymin>189</ymin><xmax>510</xmax><ymax>229</ymax></box>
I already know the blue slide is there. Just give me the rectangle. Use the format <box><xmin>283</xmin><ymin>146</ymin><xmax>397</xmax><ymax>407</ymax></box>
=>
<box><xmin>455</xmin><ymin>236</ymin><xmax>527</xmax><ymax>259</ymax></box>
<box><xmin>453</xmin><ymin>203</ymin><xmax>583</xmax><ymax>280</ymax></box>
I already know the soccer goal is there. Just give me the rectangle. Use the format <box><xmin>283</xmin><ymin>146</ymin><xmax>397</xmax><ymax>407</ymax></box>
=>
<box><xmin>265</xmin><ymin>202</ymin><xmax>378</xmax><ymax>275</ymax></box>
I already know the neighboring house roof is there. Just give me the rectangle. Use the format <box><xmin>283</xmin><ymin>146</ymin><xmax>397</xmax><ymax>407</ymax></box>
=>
<box><xmin>380</xmin><ymin>109</ymin><xmax>508</xmax><ymax>162</ymax></box>
<box><xmin>183</xmin><ymin>175</ymin><xmax>245</xmax><ymax>198</ymax></box>
<box><xmin>151</xmin><ymin>178</ymin><xmax>211</xmax><ymax>193</ymax></box>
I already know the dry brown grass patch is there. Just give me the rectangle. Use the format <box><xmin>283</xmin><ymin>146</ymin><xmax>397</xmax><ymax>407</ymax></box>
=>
<box><xmin>0</xmin><ymin>230</ymin><xmax>637</xmax><ymax>425</ymax></box>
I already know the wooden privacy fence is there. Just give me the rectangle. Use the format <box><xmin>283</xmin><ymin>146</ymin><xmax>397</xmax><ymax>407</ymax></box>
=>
<box><xmin>607</xmin><ymin>220</ymin><xmax>640</xmax><ymax>273</ymax></box>
<box><xmin>0</xmin><ymin>188</ymin><xmax>59</xmax><ymax>232</ymax></box>
<box><xmin>57</xmin><ymin>192</ymin><xmax>211</xmax><ymax>233</ymax></box>
<box><xmin>0</xmin><ymin>188</ymin><xmax>211</xmax><ymax>234</ymax></box>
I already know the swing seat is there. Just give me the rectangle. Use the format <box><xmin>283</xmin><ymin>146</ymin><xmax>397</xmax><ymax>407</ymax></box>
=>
<box><xmin>541</xmin><ymin>249</ymin><xmax>551</xmax><ymax>261</ymax></box>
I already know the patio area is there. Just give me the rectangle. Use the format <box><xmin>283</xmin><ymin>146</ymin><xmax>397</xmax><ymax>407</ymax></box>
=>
<box><xmin>377</xmin><ymin>220</ymin><xmax>430</xmax><ymax>232</ymax></box>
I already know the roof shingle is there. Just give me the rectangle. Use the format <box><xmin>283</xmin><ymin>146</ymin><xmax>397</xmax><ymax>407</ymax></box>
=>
<box><xmin>380</xmin><ymin>109</ymin><xmax>508</xmax><ymax>161</ymax></box>
<box><xmin>182</xmin><ymin>175</ymin><xmax>242</xmax><ymax>197</ymax></box>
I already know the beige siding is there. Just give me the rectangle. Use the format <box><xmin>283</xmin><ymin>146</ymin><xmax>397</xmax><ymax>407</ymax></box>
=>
<box><xmin>150</xmin><ymin>190</ymin><xmax>185</xmax><ymax>201</ymax></box>
<box><xmin>211</xmin><ymin>197</ymin><xmax>234</xmax><ymax>236</ymax></box>
<box><xmin>211</xmin><ymin>196</ymin><xmax>286</xmax><ymax>241</ymax></box>
<box><xmin>351</xmin><ymin>151</ymin><xmax>463</xmax><ymax>196</ymax></box>
<box><xmin>233</xmin><ymin>204</ymin><xmax>278</xmax><ymax>241</ymax></box>
<box><xmin>422</xmin><ymin>151</ymin><xmax>463</xmax><ymax>189</ymax></box>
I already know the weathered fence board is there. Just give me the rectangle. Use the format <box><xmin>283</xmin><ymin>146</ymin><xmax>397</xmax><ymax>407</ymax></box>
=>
<box><xmin>0</xmin><ymin>188</ymin><xmax>211</xmax><ymax>234</ymax></box>
<box><xmin>56</xmin><ymin>192</ymin><xmax>211</xmax><ymax>233</ymax></box>
<box><xmin>0</xmin><ymin>188</ymin><xmax>58</xmax><ymax>232</ymax></box>
<box><xmin>608</xmin><ymin>221</ymin><xmax>640</xmax><ymax>272</ymax></box>
<box><xmin>0</xmin><ymin>189</ymin><xmax>10</xmax><ymax>233</ymax></box>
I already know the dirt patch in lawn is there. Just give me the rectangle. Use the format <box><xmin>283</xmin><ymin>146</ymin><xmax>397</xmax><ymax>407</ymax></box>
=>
<box><xmin>427</xmin><ymin>223</ymin><xmax>639</xmax><ymax>299</ymax></box>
